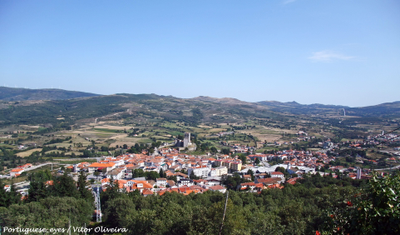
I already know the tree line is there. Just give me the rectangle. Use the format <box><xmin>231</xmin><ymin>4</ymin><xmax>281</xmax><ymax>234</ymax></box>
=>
<box><xmin>0</xmin><ymin>170</ymin><xmax>399</xmax><ymax>234</ymax></box>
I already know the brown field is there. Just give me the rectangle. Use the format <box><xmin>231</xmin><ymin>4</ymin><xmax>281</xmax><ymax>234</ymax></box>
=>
<box><xmin>16</xmin><ymin>148</ymin><xmax>42</xmax><ymax>157</ymax></box>
<box><xmin>93</xmin><ymin>124</ymin><xmax>132</xmax><ymax>130</ymax></box>
<box><xmin>109</xmin><ymin>134</ymin><xmax>129</xmax><ymax>140</ymax></box>
<box><xmin>237</xmin><ymin>127</ymin><xmax>286</xmax><ymax>143</ymax></box>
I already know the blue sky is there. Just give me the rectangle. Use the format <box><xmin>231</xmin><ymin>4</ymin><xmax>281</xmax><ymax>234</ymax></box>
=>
<box><xmin>1</xmin><ymin>0</ymin><xmax>399</xmax><ymax>107</ymax></box>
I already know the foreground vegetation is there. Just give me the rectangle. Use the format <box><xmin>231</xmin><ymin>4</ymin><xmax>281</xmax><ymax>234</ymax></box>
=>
<box><xmin>1</xmin><ymin>171</ymin><xmax>398</xmax><ymax>235</ymax></box>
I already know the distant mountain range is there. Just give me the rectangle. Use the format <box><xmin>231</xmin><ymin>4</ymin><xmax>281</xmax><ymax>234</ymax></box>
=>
<box><xmin>0</xmin><ymin>87</ymin><xmax>399</xmax><ymax>128</ymax></box>
<box><xmin>0</xmin><ymin>86</ymin><xmax>100</xmax><ymax>101</ymax></box>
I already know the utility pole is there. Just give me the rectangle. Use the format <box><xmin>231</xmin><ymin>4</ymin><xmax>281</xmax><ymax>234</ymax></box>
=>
<box><xmin>218</xmin><ymin>191</ymin><xmax>229</xmax><ymax>235</ymax></box>
<box><xmin>95</xmin><ymin>185</ymin><xmax>102</xmax><ymax>222</ymax></box>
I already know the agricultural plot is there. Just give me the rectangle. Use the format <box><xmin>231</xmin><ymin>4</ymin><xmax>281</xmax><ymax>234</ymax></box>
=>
<box><xmin>16</xmin><ymin>148</ymin><xmax>42</xmax><ymax>157</ymax></box>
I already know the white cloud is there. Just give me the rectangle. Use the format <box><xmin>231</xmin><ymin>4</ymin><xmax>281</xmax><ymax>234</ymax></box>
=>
<box><xmin>309</xmin><ymin>50</ymin><xmax>354</xmax><ymax>62</ymax></box>
<box><xmin>283</xmin><ymin>0</ymin><xmax>297</xmax><ymax>4</ymax></box>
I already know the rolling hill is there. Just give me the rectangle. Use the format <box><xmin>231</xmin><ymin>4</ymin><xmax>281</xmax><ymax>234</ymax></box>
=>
<box><xmin>0</xmin><ymin>87</ymin><xmax>399</xmax><ymax>128</ymax></box>
<box><xmin>0</xmin><ymin>87</ymin><xmax>100</xmax><ymax>101</ymax></box>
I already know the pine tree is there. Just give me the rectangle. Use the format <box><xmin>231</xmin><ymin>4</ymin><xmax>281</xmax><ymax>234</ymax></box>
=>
<box><xmin>0</xmin><ymin>179</ymin><xmax>8</xmax><ymax>207</ymax></box>
<box><xmin>7</xmin><ymin>181</ymin><xmax>20</xmax><ymax>206</ymax></box>
<box><xmin>77</xmin><ymin>171</ymin><xmax>93</xmax><ymax>202</ymax></box>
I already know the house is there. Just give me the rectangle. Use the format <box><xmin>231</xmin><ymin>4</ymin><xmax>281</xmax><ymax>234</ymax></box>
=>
<box><xmin>248</xmin><ymin>155</ymin><xmax>268</xmax><ymax>162</ymax></box>
<box><xmin>87</xmin><ymin>162</ymin><xmax>116</xmax><ymax>173</ymax></box>
<box><xmin>256</xmin><ymin>177</ymin><xmax>283</xmax><ymax>186</ymax></box>
<box><xmin>10</xmin><ymin>168</ymin><xmax>24</xmax><ymax>177</ymax></box>
<box><xmin>270</xmin><ymin>172</ymin><xmax>285</xmax><ymax>181</ymax></box>
<box><xmin>142</xmin><ymin>189</ymin><xmax>154</xmax><ymax>197</ymax></box>
<box><xmin>286</xmin><ymin>177</ymin><xmax>299</xmax><ymax>185</ymax></box>
<box><xmin>268</xmin><ymin>184</ymin><xmax>284</xmax><ymax>189</ymax></box>
<box><xmin>209</xmin><ymin>185</ymin><xmax>227</xmax><ymax>193</ymax></box>
<box><xmin>205</xmin><ymin>177</ymin><xmax>222</xmax><ymax>186</ymax></box>
<box><xmin>156</xmin><ymin>178</ymin><xmax>167</xmax><ymax>188</ymax></box>
<box><xmin>22</xmin><ymin>163</ymin><xmax>32</xmax><ymax>169</ymax></box>
<box><xmin>75</xmin><ymin>162</ymin><xmax>90</xmax><ymax>172</ymax></box>
<box><xmin>177</xmin><ymin>178</ymin><xmax>194</xmax><ymax>187</ymax></box>
<box><xmin>193</xmin><ymin>179</ymin><xmax>208</xmax><ymax>186</ymax></box>
<box><xmin>239</xmin><ymin>182</ymin><xmax>256</xmax><ymax>191</ymax></box>
<box><xmin>209</xmin><ymin>166</ymin><xmax>228</xmax><ymax>177</ymax></box>
<box><xmin>167</xmin><ymin>180</ymin><xmax>176</xmax><ymax>187</ymax></box>
<box><xmin>243</xmin><ymin>174</ymin><xmax>252</xmax><ymax>181</ymax></box>
<box><xmin>66</xmin><ymin>165</ymin><xmax>74</xmax><ymax>171</ymax></box>
<box><xmin>112</xmin><ymin>180</ymin><xmax>154</xmax><ymax>194</ymax></box>
<box><xmin>106</xmin><ymin>168</ymin><xmax>124</xmax><ymax>180</ymax></box>
<box><xmin>188</xmin><ymin>166</ymin><xmax>211</xmax><ymax>178</ymax></box>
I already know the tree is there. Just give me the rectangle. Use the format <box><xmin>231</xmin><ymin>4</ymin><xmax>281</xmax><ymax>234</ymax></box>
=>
<box><xmin>104</xmin><ymin>197</ymin><xmax>137</xmax><ymax>228</ymax></box>
<box><xmin>159</xmin><ymin>168</ymin><xmax>165</xmax><ymax>178</ymax></box>
<box><xmin>6</xmin><ymin>183</ymin><xmax>20</xmax><ymax>206</ymax></box>
<box><xmin>207</xmin><ymin>198</ymin><xmax>249</xmax><ymax>234</ymax></box>
<box><xmin>275</xmin><ymin>166</ymin><xmax>286</xmax><ymax>173</ymax></box>
<box><xmin>77</xmin><ymin>171</ymin><xmax>93</xmax><ymax>202</ymax></box>
<box><xmin>221</xmin><ymin>147</ymin><xmax>230</xmax><ymax>155</ymax></box>
<box><xmin>94</xmin><ymin>171</ymin><xmax>100</xmax><ymax>179</ymax></box>
<box><xmin>0</xmin><ymin>179</ymin><xmax>9</xmax><ymax>207</ymax></box>
<box><xmin>50</xmin><ymin>172</ymin><xmax>79</xmax><ymax>199</ymax></box>
<box><xmin>144</xmin><ymin>171</ymin><xmax>160</xmax><ymax>181</ymax></box>
<box><xmin>255</xmin><ymin>158</ymin><xmax>260</xmax><ymax>165</ymax></box>
<box><xmin>321</xmin><ymin>172</ymin><xmax>400</xmax><ymax>234</ymax></box>
<box><xmin>27</xmin><ymin>170</ymin><xmax>53</xmax><ymax>202</ymax></box>
<box><xmin>132</xmin><ymin>169</ymin><xmax>145</xmax><ymax>178</ymax></box>
<box><xmin>248</xmin><ymin>169</ymin><xmax>255</xmax><ymax>181</ymax></box>
<box><xmin>190</xmin><ymin>171</ymin><xmax>199</xmax><ymax>180</ymax></box>
<box><xmin>0</xmin><ymin>196</ymin><xmax>93</xmax><ymax>228</ymax></box>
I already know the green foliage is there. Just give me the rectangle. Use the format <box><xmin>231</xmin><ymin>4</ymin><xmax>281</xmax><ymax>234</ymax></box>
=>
<box><xmin>320</xmin><ymin>172</ymin><xmax>400</xmax><ymax>234</ymax></box>
<box><xmin>0</xmin><ymin>196</ymin><xmax>93</xmax><ymax>228</ymax></box>
<box><xmin>0</xmin><ymin>179</ymin><xmax>20</xmax><ymax>207</ymax></box>
<box><xmin>238</xmin><ymin>154</ymin><xmax>247</xmax><ymax>164</ymax></box>
<box><xmin>2</xmin><ymin>169</ymin><xmax>398</xmax><ymax>234</ymax></box>
<box><xmin>159</xmin><ymin>168</ymin><xmax>165</xmax><ymax>178</ymax></box>
<box><xmin>96</xmin><ymin>176</ymin><xmax>367</xmax><ymax>235</ymax></box>
<box><xmin>27</xmin><ymin>170</ymin><xmax>53</xmax><ymax>202</ymax></box>
<box><xmin>222</xmin><ymin>173</ymin><xmax>250</xmax><ymax>190</ymax></box>
<box><xmin>221</xmin><ymin>147</ymin><xmax>230</xmax><ymax>155</ymax></box>
<box><xmin>77</xmin><ymin>171</ymin><xmax>93</xmax><ymax>203</ymax></box>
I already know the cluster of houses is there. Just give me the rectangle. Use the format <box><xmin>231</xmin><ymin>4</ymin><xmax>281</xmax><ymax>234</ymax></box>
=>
<box><xmin>65</xmin><ymin>148</ymin><xmax>333</xmax><ymax>196</ymax></box>
<box><xmin>9</xmin><ymin>163</ymin><xmax>32</xmax><ymax>177</ymax></box>
<box><xmin>5</xmin><ymin>145</ymin><xmax>384</xmax><ymax>198</ymax></box>
<box><xmin>99</xmin><ymin>177</ymin><xmax>227</xmax><ymax>196</ymax></box>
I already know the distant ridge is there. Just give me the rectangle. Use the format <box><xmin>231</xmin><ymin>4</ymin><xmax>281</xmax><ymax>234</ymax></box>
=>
<box><xmin>191</xmin><ymin>96</ymin><xmax>249</xmax><ymax>105</ymax></box>
<box><xmin>0</xmin><ymin>86</ymin><xmax>399</xmax><ymax>118</ymax></box>
<box><xmin>0</xmin><ymin>86</ymin><xmax>100</xmax><ymax>101</ymax></box>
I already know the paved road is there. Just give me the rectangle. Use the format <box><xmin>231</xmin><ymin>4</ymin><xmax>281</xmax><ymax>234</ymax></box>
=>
<box><xmin>1</xmin><ymin>162</ymin><xmax>56</xmax><ymax>179</ymax></box>
<box><xmin>54</xmin><ymin>157</ymin><xmax>104</xmax><ymax>161</ymax></box>
<box><xmin>374</xmin><ymin>164</ymin><xmax>400</xmax><ymax>171</ymax></box>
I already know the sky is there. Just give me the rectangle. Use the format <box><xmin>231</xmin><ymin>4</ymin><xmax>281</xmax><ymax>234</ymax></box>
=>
<box><xmin>1</xmin><ymin>0</ymin><xmax>399</xmax><ymax>107</ymax></box>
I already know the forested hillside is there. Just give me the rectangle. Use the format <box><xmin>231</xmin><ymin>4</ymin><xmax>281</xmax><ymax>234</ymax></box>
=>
<box><xmin>0</xmin><ymin>87</ymin><xmax>99</xmax><ymax>101</ymax></box>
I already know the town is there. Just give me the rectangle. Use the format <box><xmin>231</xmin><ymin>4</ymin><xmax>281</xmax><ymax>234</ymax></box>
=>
<box><xmin>4</xmin><ymin>129</ymin><xmax>398</xmax><ymax>200</ymax></box>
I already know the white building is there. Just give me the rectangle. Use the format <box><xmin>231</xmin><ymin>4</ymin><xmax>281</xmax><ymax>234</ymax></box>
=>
<box><xmin>209</xmin><ymin>166</ymin><xmax>228</xmax><ymax>177</ymax></box>
<box><xmin>188</xmin><ymin>166</ymin><xmax>211</xmax><ymax>178</ymax></box>
<box><xmin>156</xmin><ymin>178</ymin><xmax>167</xmax><ymax>187</ymax></box>
<box><xmin>271</xmin><ymin>171</ymin><xmax>285</xmax><ymax>181</ymax></box>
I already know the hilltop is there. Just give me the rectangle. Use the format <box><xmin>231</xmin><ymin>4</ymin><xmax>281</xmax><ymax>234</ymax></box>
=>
<box><xmin>0</xmin><ymin>86</ymin><xmax>100</xmax><ymax>101</ymax></box>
